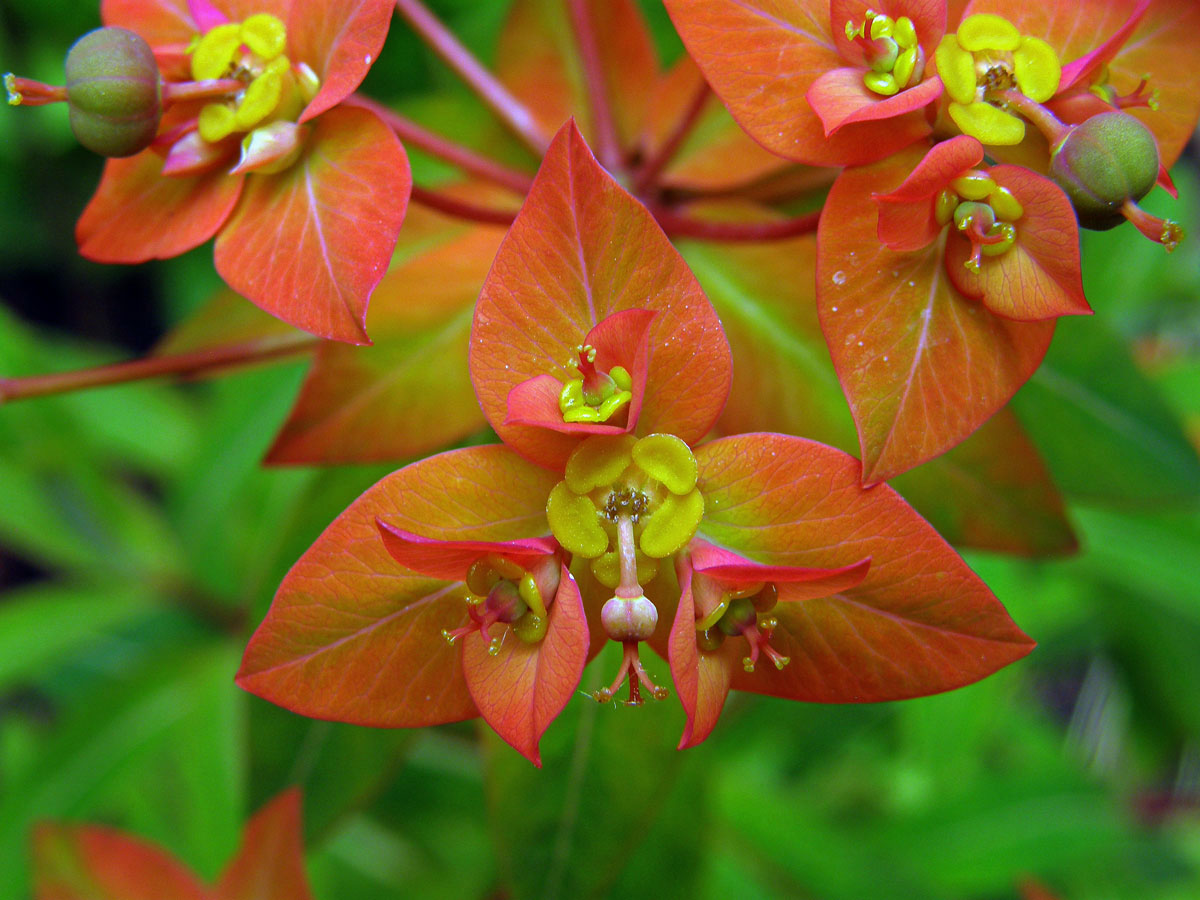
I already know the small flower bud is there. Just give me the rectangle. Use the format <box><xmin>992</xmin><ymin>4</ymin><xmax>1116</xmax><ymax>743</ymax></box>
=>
<box><xmin>65</xmin><ymin>27</ymin><xmax>162</xmax><ymax>157</ymax></box>
<box><xmin>1049</xmin><ymin>112</ymin><xmax>1160</xmax><ymax>230</ymax></box>
<box><xmin>601</xmin><ymin>593</ymin><xmax>658</xmax><ymax>642</ymax></box>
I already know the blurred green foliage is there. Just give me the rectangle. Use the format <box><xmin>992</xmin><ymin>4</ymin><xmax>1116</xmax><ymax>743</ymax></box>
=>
<box><xmin>2</xmin><ymin>1</ymin><xmax>1200</xmax><ymax>898</ymax></box>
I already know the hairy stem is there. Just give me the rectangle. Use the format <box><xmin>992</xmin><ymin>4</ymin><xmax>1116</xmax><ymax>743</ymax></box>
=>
<box><xmin>347</xmin><ymin>94</ymin><xmax>534</xmax><ymax>195</ymax></box>
<box><xmin>0</xmin><ymin>334</ymin><xmax>317</xmax><ymax>404</ymax></box>
<box><xmin>394</xmin><ymin>0</ymin><xmax>551</xmax><ymax>156</ymax></box>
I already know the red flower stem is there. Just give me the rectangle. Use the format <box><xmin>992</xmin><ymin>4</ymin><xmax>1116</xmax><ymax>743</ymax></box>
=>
<box><xmin>653</xmin><ymin>207</ymin><xmax>821</xmax><ymax>243</ymax></box>
<box><xmin>0</xmin><ymin>334</ymin><xmax>317</xmax><ymax>405</ymax></box>
<box><xmin>671</xmin><ymin>167</ymin><xmax>836</xmax><ymax>205</ymax></box>
<box><xmin>160</xmin><ymin>78</ymin><xmax>246</xmax><ymax>104</ymax></box>
<box><xmin>994</xmin><ymin>89</ymin><xmax>1071</xmax><ymax>147</ymax></box>
<box><xmin>4</xmin><ymin>74</ymin><xmax>67</xmax><ymax>105</ymax></box>
<box><xmin>409</xmin><ymin>184</ymin><xmax>517</xmax><ymax>226</ymax></box>
<box><xmin>394</xmin><ymin>0</ymin><xmax>551</xmax><ymax>156</ymax></box>
<box><xmin>632</xmin><ymin>81</ymin><xmax>710</xmax><ymax>195</ymax></box>
<box><xmin>615</xmin><ymin>515</ymin><xmax>639</xmax><ymax>595</ymax></box>
<box><xmin>565</xmin><ymin>0</ymin><xmax>621</xmax><ymax>170</ymax></box>
<box><xmin>346</xmin><ymin>94</ymin><xmax>533</xmax><ymax>195</ymax></box>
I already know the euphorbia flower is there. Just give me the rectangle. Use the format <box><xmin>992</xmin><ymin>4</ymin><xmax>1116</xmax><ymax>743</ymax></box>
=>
<box><xmin>238</xmin><ymin>122</ymin><xmax>1034</xmax><ymax>763</ymax></box>
<box><xmin>873</xmin><ymin>134</ymin><xmax>1089</xmax><ymax>320</ymax></box>
<box><xmin>238</xmin><ymin>121</ymin><xmax>1036</xmax><ymax>763</ymax></box>
<box><xmin>663</xmin><ymin>0</ymin><xmax>947</xmax><ymax>166</ymax></box>
<box><xmin>668</xmin><ymin>539</ymin><xmax>871</xmax><ymax>747</ymax></box>
<box><xmin>374</xmin><ymin>527</ymin><xmax>588</xmax><ymax>765</ymax></box>
<box><xmin>959</xmin><ymin>0</ymin><xmax>1200</xmax><ymax>171</ymax></box>
<box><xmin>930</xmin><ymin>2</ymin><xmax>1200</xmax><ymax>243</ymax></box>
<box><xmin>933</xmin><ymin>11</ymin><xmax>1062</xmax><ymax>146</ymax></box>
<box><xmin>815</xmin><ymin>139</ymin><xmax>1086</xmax><ymax>482</ymax></box>
<box><xmin>72</xmin><ymin>0</ymin><xmax>408</xmax><ymax>343</ymax></box>
<box><xmin>33</xmin><ymin>790</ymin><xmax>313</xmax><ymax>900</ymax></box>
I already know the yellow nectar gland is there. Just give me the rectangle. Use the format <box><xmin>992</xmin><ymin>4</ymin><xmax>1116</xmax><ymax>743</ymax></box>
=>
<box><xmin>188</xmin><ymin>13</ymin><xmax>319</xmax><ymax>156</ymax></box>
<box><xmin>933</xmin><ymin>169</ymin><xmax>1024</xmax><ymax>272</ymax></box>
<box><xmin>935</xmin><ymin>13</ymin><xmax>1060</xmax><ymax>145</ymax></box>
<box><xmin>546</xmin><ymin>434</ymin><xmax>704</xmax><ymax>588</ymax></box>
<box><xmin>557</xmin><ymin>344</ymin><xmax>633</xmax><ymax>425</ymax></box>
<box><xmin>846</xmin><ymin>11</ymin><xmax>924</xmax><ymax>97</ymax></box>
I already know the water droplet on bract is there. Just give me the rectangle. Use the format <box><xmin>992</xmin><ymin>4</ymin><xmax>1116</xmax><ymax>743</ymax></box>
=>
<box><xmin>882</xmin><ymin>355</ymin><xmax>889</xmax><ymax>362</ymax></box>
<box><xmin>907</xmin><ymin>281</ymin><xmax>915</xmax><ymax>287</ymax></box>
<box><xmin>365</xmin><ymin>54</ymin><xmax>372</xmax><ymax>64</ymax></box>
<box><xmin>832</xmin><ymin>270</ymin><xmax>847</xmax><ymax>285</ymax></box>
<box><xmin>855</xmin><ymin>308</ymin><xmax>863</xmax><ymax>317</ymax></box>
<box><xmin>831</xmin><ymin>306</ymin><xmax>839</xmax><ymax>312</ymax></box>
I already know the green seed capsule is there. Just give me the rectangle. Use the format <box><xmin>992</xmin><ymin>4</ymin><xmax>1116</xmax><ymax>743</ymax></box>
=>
<box><xmin>65</xmin><ymin>27</ymin><xmax>162</xmax><ymax>157</ymax></box>
<box><xmin>1049</xmin><ymin>111</ymin><xmax>1160</xmax><ymax>230</ymax></box>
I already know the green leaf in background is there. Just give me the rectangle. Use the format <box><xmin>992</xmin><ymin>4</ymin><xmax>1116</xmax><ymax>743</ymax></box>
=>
<box><xmin>1012</xmin><ymin>317</ymin><xmax>1200</xmax><ymax>505</ymax></box>
<box><xmin>0</xmin><ymin>642</ymin><xmax>241</xmax><ymax>900</ymax></box>
<box><xmin>0</xmin><ymin>581</ymin><xmax>158</xmax><ymax>688</ymax></box>
<box><xmin>483</xmin><ymin>648</ymin><xmax>704</xmax><ymax>900</ymax></box>
<box><xmin>247</xmin><ymin>702</ymin><xmax>418</xmax><ymax>846</ymax></box>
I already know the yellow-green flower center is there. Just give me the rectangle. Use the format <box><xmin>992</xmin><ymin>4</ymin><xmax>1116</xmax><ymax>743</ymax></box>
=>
<box><xmin>847</xmin><ymin>11</ymin><xmax>924</xmax><ymax>97</ymax></box>
<box><xmin>557</xmin><ymin>344</ymin><xmax>632</xmax><ymax>424</ymax></box>
<box><xmin>934</xmin><ymin>169</ymin><xmax>1025</xmax><ymax>271</ymax></box>
<box><xmin>935</xmin><ymin>13</ymin><xmax>1060</xmax><ymax>145</ymax></box>
<box><xmin>546</xmin><ymin>434</ymin><xmax>704</xmax><ymax>587</ymax></box>
<box><xmin>188</xmin><ymin>13</ymin><xmax>319</xmax><ymax>160</ymax></box>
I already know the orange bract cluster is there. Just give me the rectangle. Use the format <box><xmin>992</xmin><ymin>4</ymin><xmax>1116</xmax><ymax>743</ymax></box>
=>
<box><xmin>238</xmin><ymin>123</ymin><xmax>1035</xmax><ymax>765</ymax></box>
<box><xmin>669</xmin><ymin>0</ymin><xmax>1200</xmax><ymax>480</ymax></box>
<box><xmin>77</xmin><ymin>0</ymin><xmax>407</xmax><ymax>343</ymax></box>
